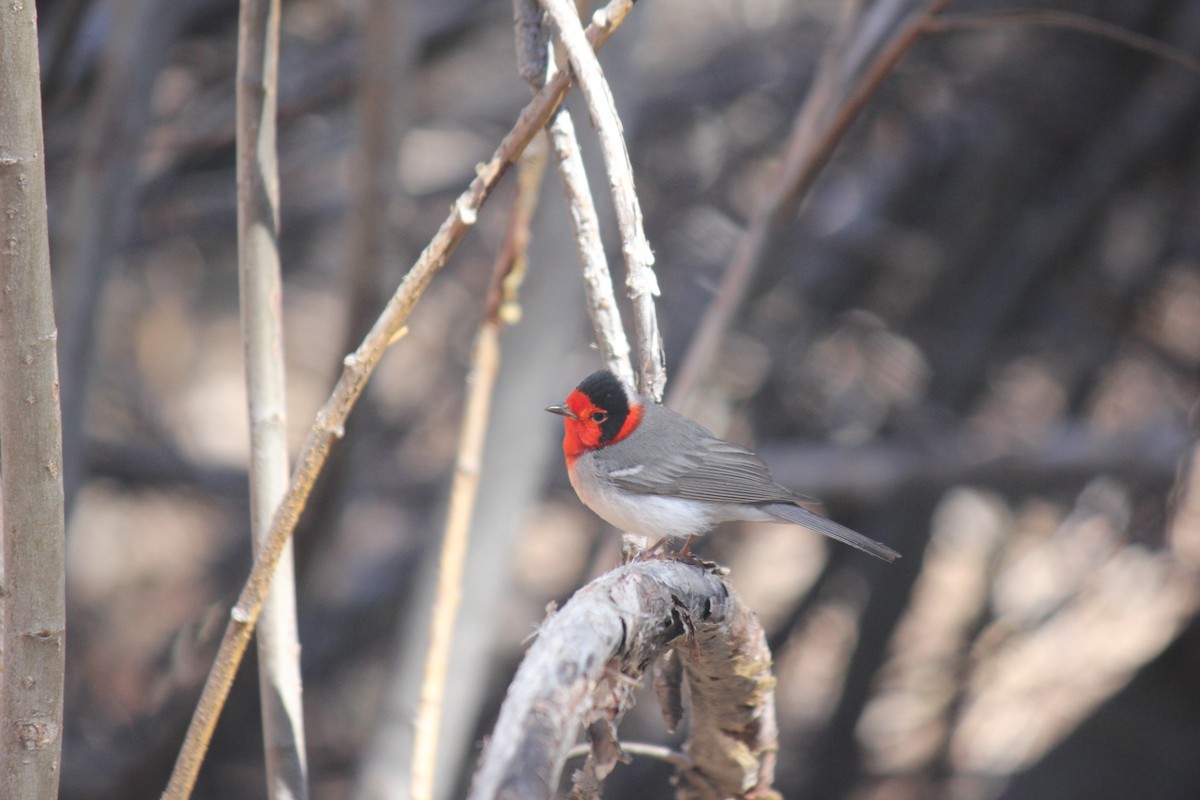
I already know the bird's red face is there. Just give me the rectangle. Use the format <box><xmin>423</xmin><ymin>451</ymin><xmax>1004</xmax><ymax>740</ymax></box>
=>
<box><xmin>547</xmin><ymin>370</ymin><xmax>644</xmax><ymax>466</ymax></box>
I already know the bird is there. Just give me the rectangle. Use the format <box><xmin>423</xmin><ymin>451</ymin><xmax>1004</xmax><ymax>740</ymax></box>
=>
<box><xmin>546</xmin><ymin>369</ymin><xmax>900</xmax><ymax>561</ymax></box>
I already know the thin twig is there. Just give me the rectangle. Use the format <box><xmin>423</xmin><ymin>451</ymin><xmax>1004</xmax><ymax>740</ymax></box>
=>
<box><xmin>926</xmin><ymin>10</ymin><xmax>1200</xmax><ymax>75</ymax></box>
<box><xmin>546</xmin><ymin>104</ymin><xmax>635</xmax><ymax>384</ymax></box>
<box><xmin>410</xmin><ymin>140</ymin><xmax>548</xmax><ymax>800</ymax></box>
<box><xmin>483</xmin><ymin>138</ymin><xmax>548</xmax><ymax>327</ymax></box>
<box><xmin>161</xmin><ymin>2</ymin><xmax>636</xmax><ymax>797</ymax></box>
<box><xmin>0</xmin><ymin>2</ymin><xmax>68</xmax><ymax>796</ymax></box>
<box><xmin>564</xmin><ymin>741</ymin><xmax>688</xmax><ymax>768</ymax></box>
<box><xmin>235</xmin><ymin>0</ymin><xmax>308</xmax><ymax>797</ymax></box>
<box><xmin>539</xmin><ymin>0</ymin><xmax>666</xmax><ymax>400</ymax></box>
<box><xmin>668</xmin><ymin>0</ymin><xmax>954</xmax><ymax>411</ymax></box>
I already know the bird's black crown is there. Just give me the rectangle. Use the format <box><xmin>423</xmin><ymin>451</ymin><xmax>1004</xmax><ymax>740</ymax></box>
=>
<box><xmin>576</xmin><ymin>369</ymin><xmax>630</xmax><ymax>444</ymax></box>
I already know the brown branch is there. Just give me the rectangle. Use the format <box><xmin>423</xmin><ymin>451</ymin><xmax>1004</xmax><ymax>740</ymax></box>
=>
<box><xmin>235</xmin><ymin>0</ymin><xmax>308</xmax><ymax>797</ymax></box>
<box><xmin>1168</xmin><ymin>435</ymin><xmax>1200</xmax><ymax>570</ymax></box>
<box><xmin>483</xmin><ymin>138</ymin><xmax>547</xmax><ymax>326</ymax></box>
<box><xmin>539</xmin><ymin>0</ymin><xmax>666</xmax><ymax>400</ymax></box>
<box><xmin>467</xmin><ymin>561</ymin><xmax>778</xmax><ymax>800</ymax></box>
<box><xmin>160</xmin><ymin>2</ymin><xmax>637</xmax><ymax>797</ymax></box>
<box><xmin>0</xmin><ymin>2</ymin><xmax>68</xmax><ymax>796</ymax></box>
<box><xmin>668</xmin><ymin>0</ymin><xmax>954</xmax><ymax>411</ymax></box>
<box><xmin>925</xmin><ymin>10</ymin><xmax>1200</xmax><ymax>75</ymax></box>
<box><xmin>410</xmin><ymin>141</ymin><xmax>548</xmax><ymax>800</ymax></box>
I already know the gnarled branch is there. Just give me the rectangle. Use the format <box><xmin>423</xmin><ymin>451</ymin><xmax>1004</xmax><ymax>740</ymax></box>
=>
<box><xmin>468</xmin><ymin>560</ymin><xmax>778</xmax><ymax>800</ymax></box>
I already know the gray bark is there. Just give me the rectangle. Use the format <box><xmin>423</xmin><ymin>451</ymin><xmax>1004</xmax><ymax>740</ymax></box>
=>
<box><xmin>236</xmin><ymin>0</ymin><xmax>309</xmax><ymax>796</ymax></box>
<box><xmin>0</xmin><ymin>1</ymin><xmax>68</xmax><ymax>796</ymax></box>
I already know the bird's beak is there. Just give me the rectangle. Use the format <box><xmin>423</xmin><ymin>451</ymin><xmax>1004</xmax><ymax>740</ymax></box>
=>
<box><xmin>545</xmin><ymin>404</ymin><xmax>577</xmax><ymax>420</ymax></box>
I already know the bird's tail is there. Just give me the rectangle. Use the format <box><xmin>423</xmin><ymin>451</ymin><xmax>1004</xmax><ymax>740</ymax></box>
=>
<box><xmin>765</xmin><ymin>502</ymin><xmax>900</xmax><ymax>562</ymax></box>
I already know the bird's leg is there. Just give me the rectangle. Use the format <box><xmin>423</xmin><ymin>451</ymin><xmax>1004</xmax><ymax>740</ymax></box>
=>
<box><xmin>633</xmin><ymin>536</ymin><xmax>672</xmax><ymax>562</ymax></box>
<box><xmin>670</xmin><ymin>535</ymin><xmax>713</xmax><ymax>570</ymax></box>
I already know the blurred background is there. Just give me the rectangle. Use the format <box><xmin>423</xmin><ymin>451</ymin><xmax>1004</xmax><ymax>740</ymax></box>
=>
<box><xmin>33</xmin><ymin>0</ymin><xmax>1200</xmax><ymax>797</ymax></box>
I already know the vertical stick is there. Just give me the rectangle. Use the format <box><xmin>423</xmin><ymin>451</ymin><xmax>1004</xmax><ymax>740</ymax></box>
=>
<box><xmin>236</xmin><ymin>0</ymin><xmax>309</xmax><ymax>797</ymax></box>
<box><xmin>410</xmin><ymin>141</ymin><xmax>548</xmax><ymax>800</ymax></box>
<box><xmin>0</xmin><ymin>2</ymin><xmax>68</xmax><ymax>798</ymax></box>
<box><xmin>409</xmin><ymin>325</ymin><xmax>502</xmax><ymax>800</ymax></box>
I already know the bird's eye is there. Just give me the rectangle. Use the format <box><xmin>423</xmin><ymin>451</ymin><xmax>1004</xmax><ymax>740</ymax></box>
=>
<box><xmin>591</xmin><ymin>411</ymin><xmax>608</xmax><ymax>423</ymax></box>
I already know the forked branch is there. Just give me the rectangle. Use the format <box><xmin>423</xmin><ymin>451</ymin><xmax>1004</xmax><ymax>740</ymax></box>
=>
<box><xmin>539</xmin><ymin>0</ymin><xmax>666</xmax><ymax>399</ymax></box>
<box><xmin>513</xmin><ymin>0</ymin><xmax>634</xmax><ymax>385</ymax></box>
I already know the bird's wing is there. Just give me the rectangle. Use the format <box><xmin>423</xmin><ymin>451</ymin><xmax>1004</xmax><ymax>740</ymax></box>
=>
<box><xmin>602</xmin><ymin>436</ymin><xmax>809</xmax><ymax>505</ymax></box>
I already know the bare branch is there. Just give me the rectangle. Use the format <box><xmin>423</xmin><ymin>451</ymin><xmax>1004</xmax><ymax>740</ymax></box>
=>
<box><xmin>0</xmin><ymin>2</ymin><xmax>67</xmax><ymax>796</ymax></box>
<box><xmin>161</xmin><ymin>2</ymin><xmax>637</xmax><ymax>797</ymax></box>
<box><xmin>467</xmin><ymin>561</ymin><xmax>777</xmax><ymax>800</ymax></box>
<box><xmin>514</xmin><ymin>0</ymin><xmax>634</xmax><ymax>385</ymax></box>
<box><xmin>546</xmin><ymin>103</ymin><xmax>636</xmax><ymax>385</ymax></box>
<box><xmin>539</xmin><ymin>0</ymin><xmax>665</xmax><ymax>400</ymax></box>
<box><xmin>235</xmin><ymin>0</ymin><xmax>308</xmax><ymax>797</ymax></box>
<box><xmin>668</xmin><ymin>0</ymin><xmax>954</xmax><ymax>411</ymax></box>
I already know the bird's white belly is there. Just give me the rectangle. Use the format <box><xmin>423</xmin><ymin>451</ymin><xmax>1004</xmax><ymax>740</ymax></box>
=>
<box><xmin>569</xmin><ymin>468</ymin><xmax>715</xmax><ymax>538</ymax></box>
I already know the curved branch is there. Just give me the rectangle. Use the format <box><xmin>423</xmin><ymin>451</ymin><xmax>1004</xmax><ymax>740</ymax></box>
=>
<box><xmin>467</xmin><ymin>560</ymin><xmax>777</xmax><ymax>800</ymax></box>
<box><xmin>668</xmin><ymin>0</ymin><xmax>954</xmax><ymax>411</ymax></box>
